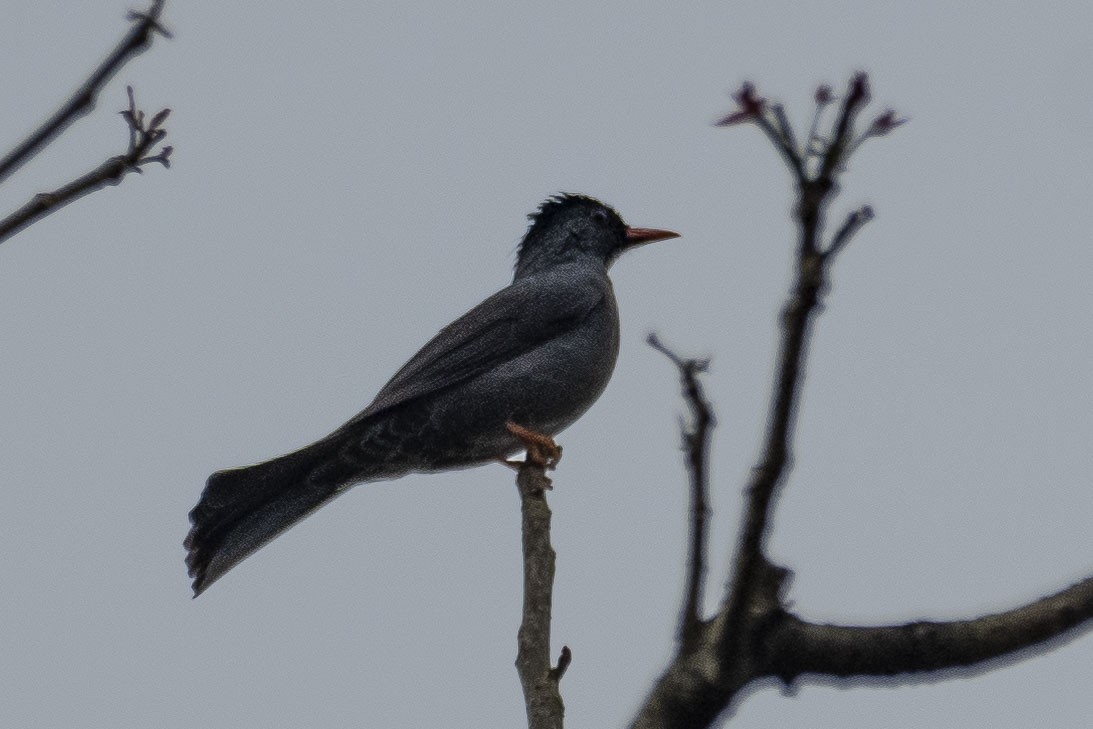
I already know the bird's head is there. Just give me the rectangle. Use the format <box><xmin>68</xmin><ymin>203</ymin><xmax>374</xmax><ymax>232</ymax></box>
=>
<box><xmin>514</xmin><ymin>194</ymin><xmax>679</xmax><ymax>279</ymax></box>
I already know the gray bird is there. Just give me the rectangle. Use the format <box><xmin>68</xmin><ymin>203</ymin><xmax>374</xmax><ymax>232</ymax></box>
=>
<box><xmin>185</xmin><ymin>194</ymin><xmax>678</xmax><ymax>596</ymax></box>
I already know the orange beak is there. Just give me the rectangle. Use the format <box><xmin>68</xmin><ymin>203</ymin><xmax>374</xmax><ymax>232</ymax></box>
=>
<box><xmin>623</xmin><ymin>226</ymin><xmax>681</xmax><ymax>249</ymax></box>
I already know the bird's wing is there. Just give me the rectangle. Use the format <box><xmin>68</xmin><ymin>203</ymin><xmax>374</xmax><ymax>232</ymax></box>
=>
<box><xmin>358</xmin><ymin>271</ymin><xmax>605</xmax><ymax>418</ymax></box>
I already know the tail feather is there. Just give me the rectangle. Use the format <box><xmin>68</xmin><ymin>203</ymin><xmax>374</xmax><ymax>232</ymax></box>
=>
<box><xmin>185</xmin><ymin>442</ymin><xmax>347</xmax><ymax>596</ymax></box>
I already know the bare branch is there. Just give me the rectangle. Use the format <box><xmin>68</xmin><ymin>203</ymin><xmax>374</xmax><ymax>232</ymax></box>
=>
<box><xmin>718</xmin><ymin>77</ymin><xmax>887</xmax><ymax>657</ymax></box>
<box><xmin>514</xmin><ymin>462</ymin><xmax>565</xmax><ymax>729</ymax></box>
<box><xmin>766</xmin><ymin>577</ymin><xmax>1093</xmax><ymax>682</ymax></box>
<box><xmin>634</xmin><ymin>70</ymin><xmax>1093</xmax><ymax>729</ymax></box>
<box><xmin>631</xmin><ymin>569</ymin><xmax>1093</xmax><ymax>729</ymax></box>
<box><xmin>648</xmin><ymin>334</ymin><xmax>715</xmax><ymax>646</ymax></box>
<box><xmin>0</xmin><ymin>0</ymin><xmax>170</xmax><ymax>185</ymax></box>
<box><xmin>0</xmin><ymin>87</ymin><xmax>171</xmax><ymax>246</ymax></box>
<box><xmin>631</xmin><ymin>72</ymin><xmax>908</xmax><ymax>729</ymax></box>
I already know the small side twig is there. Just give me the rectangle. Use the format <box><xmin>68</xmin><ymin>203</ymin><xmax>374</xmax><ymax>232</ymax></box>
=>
<box><xmin>548</xmin><ymin>645</ymin><xmax>572</xmax><ymax>682</ymax></box>
<box><xmin>824</xmin><ymin>205</ymin><xmax>875</xmax><ymax>261</ymax></box>
<box><xmin>0</xmin><ymin>0</ymin><xmax>170</xmax><ymax>185</ymax></box>
<box><xmin>648</xmin><ymin>334</ymin><xmax>715</xmax><ymax>647</ymax></box>
<box><xmin>0</xmin><ymin>87</ymin><xmax>171</xmax><ymax>246</ymax></box>
<box><xmin>514</xmin><ymin>461</ymin><xmax>566</xmax><ymax>729</ymax></box>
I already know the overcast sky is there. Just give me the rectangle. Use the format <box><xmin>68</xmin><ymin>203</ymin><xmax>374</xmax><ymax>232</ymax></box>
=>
<box><xmin>1</xmin><ymin>2</ymin><xmax>1090</xmax><ymax>728</ymax></box>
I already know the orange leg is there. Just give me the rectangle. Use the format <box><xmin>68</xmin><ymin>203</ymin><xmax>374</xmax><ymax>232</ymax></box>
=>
<box><xmin>502</xmin><ymin>421</ymin><xmax>562</xmax><ymax>469</ymax></box>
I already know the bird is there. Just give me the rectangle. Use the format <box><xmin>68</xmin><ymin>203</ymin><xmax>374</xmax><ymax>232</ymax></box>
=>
<box><xmin>185</xmin><ymin>193</ymin><xmax>679</xmax><ymax>596</ymax></box>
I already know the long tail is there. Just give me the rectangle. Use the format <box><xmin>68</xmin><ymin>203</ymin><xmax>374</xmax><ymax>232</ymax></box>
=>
<box><xmin>185</xmin><ymin>439</ymin><xmax>353</xmax><ymax>597</ymax></box>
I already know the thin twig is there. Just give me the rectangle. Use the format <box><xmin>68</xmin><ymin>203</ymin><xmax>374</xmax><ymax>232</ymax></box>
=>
<box><xmin>824</xmin><ymin>205</ymin><xmax>874</xmax><ymax>261</ymax></box>
<box><xmin>805</xmin><ymin>85</ymin><xmax>834</xmax><ymax>164</ymax></box>
<box><xmin>847</xmin><ymin>109</ymin><xmax>908</xmax><ymax>157</ymax></box>
<box><xmin>754</xmin><ymin>114</ymin><xmax>806</xmax><ymax>184</ymax></box>
<box><xmin>0</xmin><ymin>87</ymin><xmax>171</xmax><ymax>246</ymax></box>
<box><xmin>0</xmin><ymin>0</ymin><xmax>169</xmax><ymax>186</ymax></box>
<box><xmin>648</xmin><ymin>334</ymin><xmax>715</xmax><ymax>647</ymax></box>
<box><xmin>769</xmin><ymin>104</ymin><xmax>800</xmax><ymax>164</ymax></box>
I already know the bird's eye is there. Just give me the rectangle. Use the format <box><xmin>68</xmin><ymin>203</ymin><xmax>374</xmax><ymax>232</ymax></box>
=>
<box><xmin>591</xmin><ymin>209</ymin><xmax>609</xmax><ymax>225</ymax></box>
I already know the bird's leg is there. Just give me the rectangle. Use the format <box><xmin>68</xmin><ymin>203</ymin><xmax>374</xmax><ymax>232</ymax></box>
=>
<box><xmin>502</xmin><ymin>421</ymin><xmax>562</xmax><ymax>470</ymax></box>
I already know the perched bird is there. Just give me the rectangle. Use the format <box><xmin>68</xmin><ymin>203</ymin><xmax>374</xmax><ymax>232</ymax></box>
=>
<box><xmin>185</xmin><ymin>194</ymin><xmax>679</xmax><ymax>596</ymax></box>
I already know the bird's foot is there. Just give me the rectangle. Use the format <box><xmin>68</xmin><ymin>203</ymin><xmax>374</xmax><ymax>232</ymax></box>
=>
<box><xmin>503</xmin><ymin>421</ymin><xmax>562</xmax><ymax>470</ymax></box>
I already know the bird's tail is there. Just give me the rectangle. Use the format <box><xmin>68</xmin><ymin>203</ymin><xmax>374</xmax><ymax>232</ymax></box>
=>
<box><xmin>185</xmin><ymin>439</ymin><xmax>352</xmax><ymax>597</ymax></box>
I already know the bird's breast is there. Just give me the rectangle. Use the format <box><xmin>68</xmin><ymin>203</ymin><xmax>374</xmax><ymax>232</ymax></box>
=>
<box><xmin>491</xmin><ymin>287</ymin><xmax>620</xmax><ymax>434</ymax></box>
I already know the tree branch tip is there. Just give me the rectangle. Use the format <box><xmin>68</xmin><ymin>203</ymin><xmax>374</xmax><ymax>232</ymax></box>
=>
<box><xmin>847</xmin><ymin>72</ymin><xmax>871</xmax><ymax>108</ymax></box>
<box><xmin>649</xmin><ymin>335</ymin><xmax>712</xmax><ymax>384</ymax></box>
<box><xmin>646</xmin><ymin>332</ymin><xmax>681</xmax><ymax>364</ymax></box>
<box><xmin>715</xmin><ymin>81</ymin><xmax>766</xmax><ymax>126</ymax></box>
<box><xmin>149</xmin><ymin>107</ymin><xmax>172</xmax><ymax>129</ymax></box>
<box><xmin>126</xmin><ymin>1</ymin><xmax>173</xmax><ymax>40</ymax></box>
<box><xmin>869</xmin><ymin>109</ymin><xmax>908</xmax><ymax>135</ymax></box>
<box><xmin>844</xmin><ymin>204</ymin><xmax>875</xmax><ymax>226</ymax></box>
<box><xmin>143</xmin><ymin>146</ymin><xmax>173</xmax><ymax>169</ymax></box>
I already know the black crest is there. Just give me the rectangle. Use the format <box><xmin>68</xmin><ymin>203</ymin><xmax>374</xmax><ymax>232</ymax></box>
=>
<box><xmin>516</xmin><ymin>193</ymin><xmax>627</xmax><ymax>270</ymax></box>
<box><xmin>525</xmin><ymin>193</ymin><xmax>621</xmax><ymax>236</ymax></box>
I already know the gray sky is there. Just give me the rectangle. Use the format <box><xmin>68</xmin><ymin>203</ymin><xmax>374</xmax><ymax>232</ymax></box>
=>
<box><xmin>1</xmin><ymin>2</ymin><xmax>1090</xmax><ymax>727</ymax></box>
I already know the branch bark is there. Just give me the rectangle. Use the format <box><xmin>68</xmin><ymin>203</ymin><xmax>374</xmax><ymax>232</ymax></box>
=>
<box><xmin>767</xmin><ymin>577</ymin><xmax>1093</xmax><ymax>681</ymax></box>
<box><xmin>514</xmin><ymin>462</ymin><xmax>567</xmax><ymax>729</ymax></box>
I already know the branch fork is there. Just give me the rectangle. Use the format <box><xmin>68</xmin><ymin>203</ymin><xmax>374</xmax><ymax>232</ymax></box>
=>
<box><xmin>629</xmin><ymin>73</ymin><xmax>1092</xmax><ymax>729</ymax></box>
